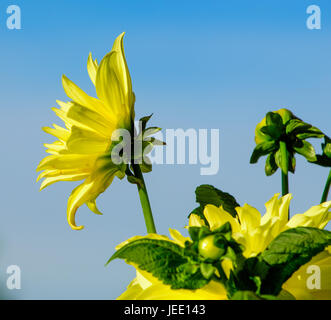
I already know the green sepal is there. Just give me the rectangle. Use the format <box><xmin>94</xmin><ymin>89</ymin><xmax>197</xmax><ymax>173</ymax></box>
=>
<box><xmin>260</xmin><ymin>126</ymin><xmax>282</xmax><ymax>140</ymax></box>
<box><xmin>293</xmin><ymin>140</ymin><xmax>317</xmax><ymax>162</ymax></box>
<box><xmin>265</xmin><ymin>152</ymin><xmax>278</xmax><ymax>176</ymax></box>
<box><xmin>296</xmin><ymin>126</ymin><xmax>324</xmax><ymax>139</ymax></box>
<box><xmin>274</xmin><ymin>148</ymin><xmax>287</xmax><ymax>174</ymax></box>
<box><xmin>200</xmin><ymin>263</ymin><xmax>216</xmax><ymax>280</ymax></box>
<box><xmin>139</xmin><ymin>114</ymin><xmax>153</xmax><ymax>131</ymax></box>
<box><xmin>127</xmin><ymin>175</ymin><xmax>144</xmax><ymax>187</ymax></box>
<box><xmin>140</xmin><ymin>161</ymin><xmax>152</xmax><ymax>173</ymax></box>
<box><xmin>260</xmin><ymin>112</ymin><xmax>284</xmax><ymax>141</ymax></box>
<box><xmin>250</xmin><ymin>141</ymin><xmax>277</xmax><ymax>164</ymax></box>
<box><xmin>285</xmin><ymin>119</ymin><xmax>315</xmax><ymax>136</ymax></box>
<box><xmin>288</xmin><ymin>152</ymin><xmax>296</xmax><ymax>174</ymax></box>
<box><xmin>266</xmin><ymin>112</ymin><xmax>283</xmax><ymax>131</ymax></box>
<box><xmin>143</xmin><ymin>127</ymin><xmax>162</xmax><ymax>137</ymax></box>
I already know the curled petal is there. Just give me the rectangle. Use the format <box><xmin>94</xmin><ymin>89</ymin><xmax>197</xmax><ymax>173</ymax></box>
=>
<box><xmin>67</xmin><ymin>163</ymin><xmax>118</xmax><ymax>230</ymax></box>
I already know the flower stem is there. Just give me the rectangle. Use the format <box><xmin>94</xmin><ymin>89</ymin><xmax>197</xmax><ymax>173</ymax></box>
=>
<box><xmin>132</xmin><ymin>163</ymin><xmax>157</xmax><ymax>234</ymax></box>
<box><xmin>321</xmin><ymin>169</ymin><xmax>331</xmax><ymax>203</ymax></box>
<box><xmin>279</xmin><ymin>141</ymin><xmax>289</xmax><ymax>196</ymax></box>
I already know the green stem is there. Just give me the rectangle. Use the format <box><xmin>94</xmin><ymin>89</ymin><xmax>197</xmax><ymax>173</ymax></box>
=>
<box><xmin>279</xmin><ymin>141</ymin><xmax>289</xmax><ymax>196</ymax></box>
<box><xmin>132</xmin><ymin>163</ymin><xmax>157</xmax><ymax>234</ymax></box>
<box><xmin>321</xmin><ymin>169</ymin><xmax>331</xmax><ymax>203</ymax></box>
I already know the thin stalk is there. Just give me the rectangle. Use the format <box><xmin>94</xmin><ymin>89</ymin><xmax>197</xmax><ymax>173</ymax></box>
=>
<box><xmin>279</xmin><ymin>141</ymin><xmax>289</xmax><ymax>196</ymax></box>
<box><xmin>321</xmin><ymin>169</ymin><xmax>331</xmax><ymax>203</ymax></box>
<box><xmin>279</xmin><ymin>141</ymin><xmax>290</xmax><ymax>220</ymax></box>
<box><xmin>132</xmin><ymin>163</ymin><xmax>157</xmax><ymax>234</ymax></box>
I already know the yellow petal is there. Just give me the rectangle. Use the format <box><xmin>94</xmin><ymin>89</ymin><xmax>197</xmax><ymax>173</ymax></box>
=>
<box><xmin>188</xmin><ymin>213</ymin><xmax>205</xmax><ymax>227</ymax></box>
<box><xmin>36</xmin><ymin>154</ymin><xmax>97</xmax><ymax>172</ymax></box>
<box><xmin>95</xmin><ymin>33</ymin><xmax>134</xmax><ymax>127</ymax></box>
<box><xmin>40</xmin><ymin>172</ymin><xmax>89</xmax><ymax>190</ymax></box>
<box><xmin>126</xmin><ymin>272</ymin><xmax>228</xmax><ymax>300</ymax></box>
<box><xmin>86</xmin><ymin>199</ymin><xmax>103</xmax><ymax>215</ymax></box>
<box><xmin>37</xmin><ymin>168</ymin><xmax>89</xmax><ymax>181</ymax></box>
<box><xmin>117</xmin><ymin>282</ymin><xmax>144</xmax><ymax>300</ymax></box>
<box><xmin>43</xmin><ymin>124</ymin><xmax>70</xmax><ymax>142</ymax></box>
<box><xmin>169</xmin><ymin>229</ymin><xmax>191</xmax><ymax>247</ymax></box>
<box><xmin>277</xmin><ymin>193</ymin><xmax>292</xmax><ymax>226</ymax></box>
<box><xmin>87</xmin><ymin>52</ymin><xmax>98</xmax><ymax>85</ymax></box>
<box><xmin>54</xmin><ymin>101</ymin><xmax>115</xmax><ymax>137</ymax></box>
<box><xmin>62</xmin><ymin>75</ymin><xmax>108</xmax><ymax>117</ymax></box>
<box><xmin>65</xmin><ymin>126</ymin><xmax>109</xmax><ymax>154</ymax></box>
<box><xmin>204</xmin><ymin>205</ymin><xmax>240</xmax><ymax>232</ymax></box>
<box><xmin>44</xmin><ymin>141</ymin><xmax>66</xmax><ymax>154</ymax></box>
<box><xmin>261</xmin><ymin>193</ymin><xmax>281</xmax><ymax>225</ymax></box>
<box><xmin>287</xmin><ymin>201</ymin><xmax>331</xmax><ymax>229</ymax></box>
<box><xmin>236</xmin><ymin>203</ymin><xmax>261</xmax><ymax>233</ymax></box>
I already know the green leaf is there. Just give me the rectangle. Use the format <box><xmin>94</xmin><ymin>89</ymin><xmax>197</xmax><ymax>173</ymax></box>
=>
<box><xmin>190</xmin><ymin>185</ymin><xmax>240</xmax><ymax>220</ymax></box>
<box><xmin>294</xmin><ymin>140</ymin><xmax>317</xmax><ymax>162</ymax></box>
<box><xmin>250</xmin><ymin>141</ymin><xmax>277</xmax><ymax>164</ymax></box>
<box><xmin>259</xmin><ymin>227</ymin><xmax>331</xmax><ymax>295</ymax></box>
<box><xmin>265</xmin><ymin>153</ymin><xmax>278</xmax><ymax>176</ymax></box>
<box><xmin>107</xmin><ymin>239</ymin><xmax>209</xmax><ymax>290</ymax></box>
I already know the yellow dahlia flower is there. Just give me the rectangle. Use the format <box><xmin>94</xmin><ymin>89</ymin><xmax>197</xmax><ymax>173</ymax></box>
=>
<box><xmin>37</xmin><ymin>33</ymin><xmax>135</xmax><ymax>230</ymax></box>
<box><xmin>118</xmin><ymin>194</ymin><xmax>331</xmax><ymax>300</ymax></box>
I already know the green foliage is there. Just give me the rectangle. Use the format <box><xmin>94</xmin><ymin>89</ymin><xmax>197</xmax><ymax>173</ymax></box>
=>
<box><xmin>232</xmin><ymin>227</ymin><xmax>331</xmax><ymax>296</ymax></box>
<box><xmin>107</xmin><ymin>239</ymin><xmax>209</xmax><ymax>289</ymax></box>
<box><xmin>108</xmin><ymin>203</ymin><xmax>331</xmax><ymax>299</ymax></box>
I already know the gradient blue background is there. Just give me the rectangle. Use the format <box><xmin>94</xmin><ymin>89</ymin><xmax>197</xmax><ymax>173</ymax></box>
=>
<box><xmin>0</xmin><ymin>0</ymin><xmax>330</xmax><ymax>299</ymax></box>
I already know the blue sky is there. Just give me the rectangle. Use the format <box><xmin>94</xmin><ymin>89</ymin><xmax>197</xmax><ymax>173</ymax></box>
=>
<box><xmin>0</xmin><ymin>0</ymin><xmax>330</xmax><ymax>299</ymax></box>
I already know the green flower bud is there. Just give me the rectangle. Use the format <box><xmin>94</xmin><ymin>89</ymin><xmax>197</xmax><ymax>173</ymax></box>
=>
<box><xmin>198</xmin><ymin>235</ymin><xmax>227</xmax><ymax>260</ymax></box>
